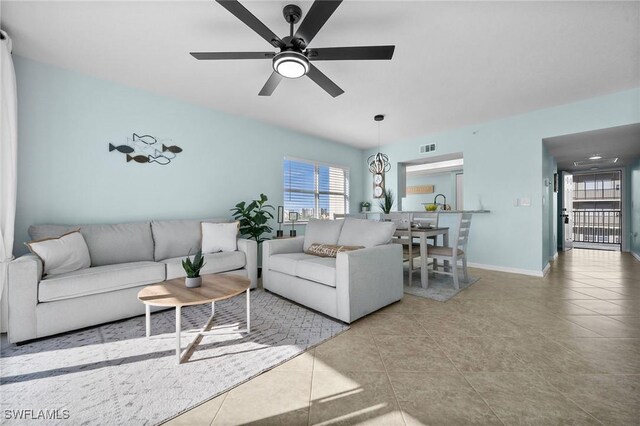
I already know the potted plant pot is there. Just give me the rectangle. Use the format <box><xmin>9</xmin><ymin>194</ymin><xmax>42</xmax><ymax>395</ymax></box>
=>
<box><xmin>185</xmin><ymin>276</ymin><xmax>202</xmax><ymax>288</ymax></box>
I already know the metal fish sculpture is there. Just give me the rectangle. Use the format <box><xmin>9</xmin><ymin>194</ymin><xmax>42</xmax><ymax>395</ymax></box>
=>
<box><xmin>132</xmin><ymin>133</ymin><xmax>157</xmax><ymax>145</ymax></box>
<box><xmin>126</xmin><ymin>154</ymin><xmax>150</xmax><ymax>163</ymax></box>
<box><xmin>148</xmin><ymin>155</ymin><xmax>171</xmax><ymax>165</ymax></box>
<box><xmin>162</xmin><ymin>144</ymin><xmax>183</xmax><ymax>154</ymax></box>
<box><xmin>109</xmin><ymin>143</ymin><xmax>134</xmax><ymax>154</ymax></box>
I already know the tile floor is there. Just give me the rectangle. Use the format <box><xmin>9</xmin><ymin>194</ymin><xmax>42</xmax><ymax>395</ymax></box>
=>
<box><xmin>166</xmin><ymin>249</ymin><xmax>640</xmax><ymax>425</ymax></box>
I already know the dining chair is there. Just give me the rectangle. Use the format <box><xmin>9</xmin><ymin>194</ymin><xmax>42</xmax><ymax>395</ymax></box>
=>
<box><xmin>411</xmin><ymin>212</ymin><xmax>439</xmax><ymax>244</ymax></box>
<box><xmin>427</xmin><ymin>213</ymin><xmax>472</xmax><ymax>289</ymax></box>
<box><xmin>382</xmin><ymin>213</ymin><xmax>420</xmax><ymax>285</ymax></box>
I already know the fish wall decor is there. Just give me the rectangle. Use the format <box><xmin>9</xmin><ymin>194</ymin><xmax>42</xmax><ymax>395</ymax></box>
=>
<box><xmin>108</xmin><ymin>133</ymin><xmax>183</xmax><ymax>166</ymax></box>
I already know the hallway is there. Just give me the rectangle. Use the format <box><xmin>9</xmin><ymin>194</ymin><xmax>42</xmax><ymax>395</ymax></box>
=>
<box><xmin>169</xmin><ymin>249</ymin><xmax>640</xmax><ymax>425</ymax></box>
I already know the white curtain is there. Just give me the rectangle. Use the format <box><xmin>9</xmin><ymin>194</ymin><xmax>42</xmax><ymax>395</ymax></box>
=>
<box><xmin>0</xmin><ymin>30</ymin><xmax>18</xmax><ymax>333</ymax></box>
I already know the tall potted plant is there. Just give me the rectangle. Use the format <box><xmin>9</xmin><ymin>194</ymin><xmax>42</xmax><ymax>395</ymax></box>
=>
<box><xmin>378</xmin><ymin>188</ymin><xmax>395</xmax><ymax>214</ymax></box>
<box><xmin>230</xmin><ymin>193</ymin><xmax>275</xmax><ymax>243</ymax></box>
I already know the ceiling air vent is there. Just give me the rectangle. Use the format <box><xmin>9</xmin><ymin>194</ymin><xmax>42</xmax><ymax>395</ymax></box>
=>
<box><xmin>419</xmin><ymin>143</ymin><xmax>437</xmax><ymax>154</ymax></box>
<box><xmin>573</xmin><ymin>157</ymin><xmax>618</xmax><ymax>167</ymax></box>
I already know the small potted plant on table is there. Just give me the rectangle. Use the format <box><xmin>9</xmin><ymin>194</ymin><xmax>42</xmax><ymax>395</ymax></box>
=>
<box><xmin>182</xmin><ymin>250</ymin><xmax>206</xmax><ymax>288</ymax></box>
<box><xmin>361</xmin><ymin>201</ymin><xmax>371</xmax><ymax>213</ymax></box>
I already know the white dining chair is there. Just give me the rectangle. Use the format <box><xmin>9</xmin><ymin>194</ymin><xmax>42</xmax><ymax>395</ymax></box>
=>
<box><xmin>381</xmin><ymin>213</ymin><xmax>421</xmax><ymax>285</ymax></box>
<box><xmin>427</xmin><ymin>213</ymin><xmax>472</xmax><ymax>289</ymax></box>
<box><xmin>411</xmin><ymin>212</ymin><xmax>439</xmax><ymax>244</ymax></box>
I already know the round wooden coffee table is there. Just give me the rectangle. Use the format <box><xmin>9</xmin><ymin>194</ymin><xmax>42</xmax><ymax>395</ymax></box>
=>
<box><xmin>138</xmin><ymin>273</ymin><xmax>251</xmax><ymax>364</ymax></box>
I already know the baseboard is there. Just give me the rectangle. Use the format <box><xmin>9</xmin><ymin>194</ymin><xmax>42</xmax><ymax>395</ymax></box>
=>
<box><xmin>542</xmin><ymin>262</ymin><xmax>551</xmax><ymax>276</ymax></box>
<box><xmin>467</xmin><ymin>262</ymin><xmax>546</xmax><ymax>277</ymax></box>
<box><xmin>550</xmin><ymin>252</ymin><xmax>558</xmax><ymax>262</ymax></box>
<box><xmin>632</xmin><ymin>251</ymin><xmax>640</xmax><ymax>263</ymax></box>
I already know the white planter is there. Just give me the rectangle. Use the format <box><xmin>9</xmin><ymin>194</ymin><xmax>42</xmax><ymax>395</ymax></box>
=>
<box><xmin>185</xmin><ymin>276</ymin><xmax>202</xmax><ymax>288</ymax></box>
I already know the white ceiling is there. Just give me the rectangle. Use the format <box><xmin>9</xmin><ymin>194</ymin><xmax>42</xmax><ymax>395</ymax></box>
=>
<box><xmin>2</xmin><ymin>1</ymin><xmax>639</xmax><ymax>149</ymax></box>
<box><xmin>544</xmin><ymin>123</ymin><xmax>640</xmax><ymax>172</ymax></box>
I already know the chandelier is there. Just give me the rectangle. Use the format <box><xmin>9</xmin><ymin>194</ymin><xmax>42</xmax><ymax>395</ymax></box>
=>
<box><xmin>367</xmin><ymin>114</ymin><xmax>390</xmax><ymax>174</ymax></box>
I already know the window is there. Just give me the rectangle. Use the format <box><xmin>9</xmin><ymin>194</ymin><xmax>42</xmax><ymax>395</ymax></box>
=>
<box><xmin>283</xmin><ymin>158</ymin><xmax>349</xmax><ymax>221</ymax></box>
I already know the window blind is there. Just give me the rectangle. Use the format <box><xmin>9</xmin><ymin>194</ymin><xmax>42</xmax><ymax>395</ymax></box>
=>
<box><xmin>284</xmin><ymin>158</ymin><xmax>349</xmax><ymax>220</ymax></box>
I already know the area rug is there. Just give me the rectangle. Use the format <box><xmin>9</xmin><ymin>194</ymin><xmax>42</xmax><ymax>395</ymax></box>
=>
<box><xmin>404</xmin><ymin>266</ymin><xmax>480</xmax><ymax>302</ymax></box>
<box><xmin>0</xmin><ymin>290</ymin><xmax>348</xmax><ymax>425</ymax></box>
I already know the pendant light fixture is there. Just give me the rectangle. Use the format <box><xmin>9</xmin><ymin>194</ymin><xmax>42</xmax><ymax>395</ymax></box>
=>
<box><xmin>368</xmin><ymin>114</ymin><xmax>391</xmax><ymax>174</ymax></box>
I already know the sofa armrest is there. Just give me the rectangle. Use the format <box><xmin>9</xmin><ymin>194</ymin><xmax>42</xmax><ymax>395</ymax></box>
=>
<box><xmin>237</xmin><ymin>238</ymin><xmax>258</xmax><ymax>289</ymax></box>
<box><xmin>7</xmin><ymin>254</ymin><xmax>42</xmax><ymax>343</ymax></box>
<box><xmin>335</xmin><ymin>244</ymin><xmax>403</xmax><ymax>323</ymax></box>
<box><xmin>261</xmin><ymin>237</ymin><xmax>304</xmax><ymax>288</ymax></box>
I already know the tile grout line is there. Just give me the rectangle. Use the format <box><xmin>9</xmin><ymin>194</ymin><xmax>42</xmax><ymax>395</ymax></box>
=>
<box><xmin>414</xmin><ymin>315</ymin><xmax>507</xmax><ymax>426</ymax></box>
<box><xmin>307</xmin><ymin>348</ymin><xmax>316</xmax><ymax>426</ymax></box>
<box><xmin>370</xmin><ymin>327</ymin><xmax>409</xmax><ymax>426</ymax></box>
<box><xmin>208</xmin><ymin>392</ymin><xmax>228</xmax><ymax>426</ymax></box>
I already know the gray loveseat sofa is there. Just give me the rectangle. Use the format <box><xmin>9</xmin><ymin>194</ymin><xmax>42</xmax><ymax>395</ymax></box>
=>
<box><xmin>262</xmin><ymin>218</ymin><xmax>403</xmax><ymax>323</ymax></box>
<box><xmin>8</xmin><ymin>218</ymin><xmax>257</xmax><ymax>344</ymax></box>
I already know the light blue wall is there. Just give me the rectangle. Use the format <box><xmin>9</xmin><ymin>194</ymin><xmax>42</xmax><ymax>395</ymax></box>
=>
<box><xmin>631</xmin><ymin>159</ymin><xmax>640</xmax><ymax>257</ymax></box>
<box><xmin>364</xmin><ymin>88</ymin><xmax>640</xmax><ymax>273</ymax></box>
<box><xmin>403</xmin><ymin>171</ymin><xmax>461</xmax><ymax>211</ymax></box>
<box><xmin>13</xmin><ymin>56</ymin><xmax>364</xmax><ymax>255</ymax></box>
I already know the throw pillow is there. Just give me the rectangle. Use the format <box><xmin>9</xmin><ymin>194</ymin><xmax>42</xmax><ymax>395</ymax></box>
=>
<box><xmin>306</xmin><ymin>243</ymin><xmax>364</xmax><ymax>258</ymax></box>
<box><xmin>25</xmin><ymin>230</ymin><xmax>91</xmax><ymax>277</ymax></box>
<box><xmin>201</xmin><ymin>221</ymin><xmax>239</xmax><ymax>253</ymax></box>
<box><xmin>303</xmin><ymin>218</ymin><xmax>345</xmax><ymax>252</ymax></box>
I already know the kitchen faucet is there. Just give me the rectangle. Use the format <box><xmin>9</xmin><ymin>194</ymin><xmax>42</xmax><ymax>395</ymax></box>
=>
<box><xmin>434</xmin><ymin>193</ymin><xmax>447</xmax><ymax>210</ymax></box>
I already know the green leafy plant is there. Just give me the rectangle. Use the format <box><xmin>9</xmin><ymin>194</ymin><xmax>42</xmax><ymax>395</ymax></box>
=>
<box><xmin>230</xmin><ymin>193</ymin><xmax>275</xmax><ymax>243</ymax></box>
<box><xmin>378</xmin><ymin>188</ymin><xmax>395</xmax><ymax>214</ymax></box>
<box><xmin>360</xmin><ymin>201</ymin><xmax>371</xmax><ymax>208</ymax></box>
<box><xmin>182</xmin><ymin>250</ymin><xmax>206</xmax><ymax>278</ymax></box>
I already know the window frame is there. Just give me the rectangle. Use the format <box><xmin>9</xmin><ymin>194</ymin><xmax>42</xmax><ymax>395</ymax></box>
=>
<box><xmin>283</xmin><ymin>156</ymin><xmax>350</xmax><ymax>221</ymax></box>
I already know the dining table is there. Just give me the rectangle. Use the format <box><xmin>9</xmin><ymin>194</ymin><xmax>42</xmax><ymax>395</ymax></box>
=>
<box><xmin>393</xmin><ymin>226</ymin><xmax>449</xmax><ymax>289</ymax></box>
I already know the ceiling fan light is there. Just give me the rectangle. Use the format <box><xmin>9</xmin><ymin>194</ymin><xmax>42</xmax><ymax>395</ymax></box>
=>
<box><xmin>273</xmin><ymin>51</ymin><xmax>310</xmax><ymax>79</ymax></box>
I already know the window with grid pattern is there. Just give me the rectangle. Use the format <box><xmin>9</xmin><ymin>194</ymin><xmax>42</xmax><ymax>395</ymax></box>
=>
<box><xmin>283</xmin><ymin>158</ymin><xmax>349</xmax><ymax>221</ymax></box>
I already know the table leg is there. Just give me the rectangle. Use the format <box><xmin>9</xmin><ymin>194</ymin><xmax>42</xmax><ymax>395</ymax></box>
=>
<box><xmin>145</xmin><ymin>304</ymin><xmax>151</xmax><ymax>338</ymax></box>
<box><xmin>212</xmin><ymin>301</ymin><xmax>215</xmax><ymax>316</ymax></box>
<box><xmin>443</xmin><ymin>230</ymin><xmax>450</xmax><ymax>270</ymax></box>
<box><xmin>246</xmin><ymin>289</ymin><xmax>251</xmax><ymax>333</ymax></box>
<box><xmin>421</xmin><ymin>234</ymin><xmax>428</xmax><ymax>289</ymax></box>
<box><xmin>176</xmin><ymin>306</ymin><xmax>182</xmax><ymax>365</ymax></box>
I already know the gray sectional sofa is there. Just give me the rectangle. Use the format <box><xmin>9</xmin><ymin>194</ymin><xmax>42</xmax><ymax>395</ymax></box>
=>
<box><xmin>8</xmin><ymin>218</ymin><xmax>257</xmax><ymax>344</ymax></box>
<box><xmin>262</xmin><ymin>218</ymin><xmax>403</xmax><ymax>323</ymax></box>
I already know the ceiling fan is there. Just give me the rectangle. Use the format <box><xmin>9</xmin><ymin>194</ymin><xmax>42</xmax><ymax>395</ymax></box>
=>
<box><xmin>190</xmin><ymin>0</ymin><xmax>395</xmax><ymax>97</ymax></box>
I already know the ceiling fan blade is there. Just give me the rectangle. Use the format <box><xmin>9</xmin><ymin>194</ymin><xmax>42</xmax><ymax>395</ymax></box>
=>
<box><xmin>190</xmin><ymin>52</ymin><xmax>275</xmax><ymax>60</ymax></box>
<box><xmin>258</xmin><ymin>72</ymin><xmax>283</xmax><ymax>96</ymax></box>
<box><xmin>216</xmin><ymin>0</ymin><xmax>285</xmax><ymax>48</ymax></box>
<box><xmin>307</xmin><ymin>45</ymin><xmax>395</xmax><ymax>61</ymax></box>
<box><xmin>293</xmin><ymin>0</ymin><xmax>342</xmax><ymax>48</ymax></box>
<box><xmin>306</xmin><ymin>64</ymin><xmax>344</xmax><ymax>98</ymax></box>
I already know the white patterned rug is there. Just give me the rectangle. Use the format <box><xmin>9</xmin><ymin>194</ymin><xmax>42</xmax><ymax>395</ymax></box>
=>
<box><xmin>0</xmin><ymin>290</ymin><xmax>348</xmax><ymax>425</ymax></box>
<box><xmin>404</xmin><ymin>267</ymin><xmax>480</xmax><ymax>302</ymax></box>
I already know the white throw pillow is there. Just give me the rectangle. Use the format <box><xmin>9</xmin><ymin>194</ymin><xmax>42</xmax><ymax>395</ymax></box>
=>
<box><xmin>337</xmin><ymin>218</ymin><xmax>397</xmax><ymax>248</ymax></box>
<box><xmin>26</xmin><ymin>230</ymin><xmax>91</xmax><ymax>276</ymax></box>
<box><xmin>303</xmin><ymin>218</ymin><xmax>345</xmax><ymax>252</ymax></box>
<box><xmin>201</xmin><ymin>221</ymin><xmax>239</xmax><ymax>253</ymax></box>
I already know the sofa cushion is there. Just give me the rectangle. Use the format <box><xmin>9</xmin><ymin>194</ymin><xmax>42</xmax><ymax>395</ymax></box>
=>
<box><xmin>337</xmin><ymin>218</ymin><xmax>397</xmax><ymax>248</ymax></box>
<box><xmin>151</xmin><ymin>218</ymin><xmax>228</xmax><ymax>261</ymax></box>
<box><xmin>162</xmin><ymin>251</ymin><xmax>246</xmax><ymax>280</ymax></box>
<box><xmin>39</xmin><ymin>261</ymin><xmax>165</xmax><ymax>302</ymax></box>
<box><xmin>269</xmin><ymin>253</ymin><xmax>318</xmax><ymax>276</ymax></box>
<box><xmin>296</xmin><ymin>257</ymin><xmax>336</xmax><ymax>288</ymax></box>
<box><xmin>26</xmin><ymin>230</ymin><xmax>91</xmax><ymax>277</ymax></box>
<box><xmin>303</xmin><ymin>218</ymin><xmax>345</xmax><ymax>252</ymax></box>
<box><xmin>29</xmin><ymin>222</ymin><xmax>154</xmax><ymax>267</ymax></box>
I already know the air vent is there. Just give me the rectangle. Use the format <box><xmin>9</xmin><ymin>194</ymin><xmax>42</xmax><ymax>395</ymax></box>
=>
<box><xmin>573</xmin><ymin>157</ymin><xmax>618</xmax><ymax>167</ymax></box>
<box><xmin>419</xmin><ymin>143</ymin><xmax>437</xmax><ymax>154</ymax></box>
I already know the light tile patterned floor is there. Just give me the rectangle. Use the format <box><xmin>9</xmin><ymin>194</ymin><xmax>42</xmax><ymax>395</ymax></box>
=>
<box><xmin>166</xmin><ymin>250</ymin><xmax>640</xmax><ymax>425</ymax></box>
